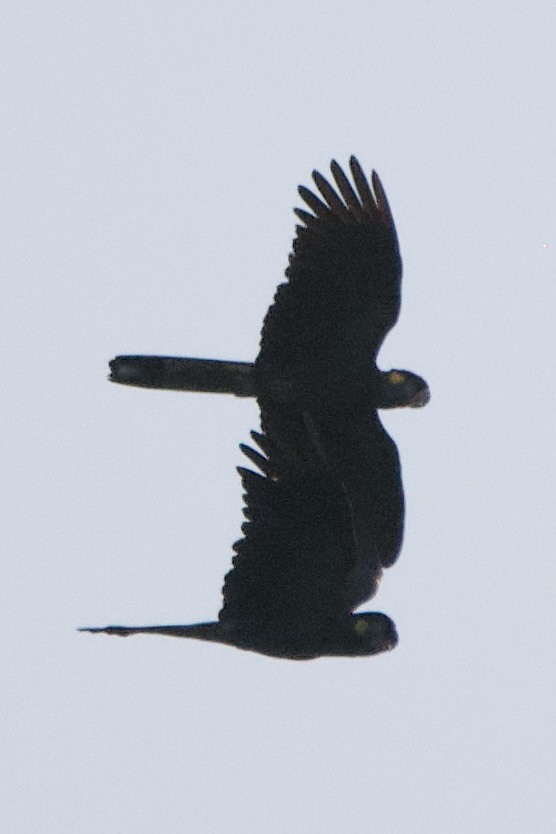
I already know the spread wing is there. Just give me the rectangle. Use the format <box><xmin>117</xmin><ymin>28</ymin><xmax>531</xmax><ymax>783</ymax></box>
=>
<box><xmin>259</xmin><ymin>401</ymin><xmax>404</xmax><ymax>572</ymax></box>
<box><xmin>257</xmin><ymin>157</ymin><xmax>402</xmax><ymax>381</ymax></box>
<box><xmin>218</xmin><ymin>430</ymin><xmax>383</xmax><ymax>633</ymax></box>
<box><xmin>311</xmin><ymin>404</ymin><xmax>405</xmax><ymax>570</ymax></box>
<box><xmin>253</xmin><ymin>160</ymin><xmax>405</xmax><ymax>575</ymax></box>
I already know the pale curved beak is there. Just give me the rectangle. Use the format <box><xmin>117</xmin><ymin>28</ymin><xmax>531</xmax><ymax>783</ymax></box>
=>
<box><xmin>408</xmin><ymin>384</ymin><xmax>430</xmax><ymax>408</ymax></box>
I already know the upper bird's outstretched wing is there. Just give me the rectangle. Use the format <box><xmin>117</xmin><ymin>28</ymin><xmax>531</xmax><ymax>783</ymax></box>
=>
<box><xmin>308</xmin><ymin>403</ymin><xmax>405</xmax><ymax>569</ymax></box>
<box><xmin>253</xmin><ymin>160</ymin><xmax>407</xmax><ymax>575</ymax></box>
<box><xmin>255</xmin><ymin>399</ymin><xmax>405</xmax><ymax>572</ymax></box>
<box><xmin>218</xmin><ymin>430</ymin><xmax>383</xmax><ymax>636</ymax></box>
<box><xmin>107</xmin><ymin>158</ymin><xmax>406</xmax><ymax>404</ymax></box>
<box><xmin>257</xmin><ymin>157</ymin><xmax>402</xmax><ymax>386</ymax></box>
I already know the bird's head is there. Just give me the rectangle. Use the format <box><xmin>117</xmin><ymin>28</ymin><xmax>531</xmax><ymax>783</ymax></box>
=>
<box><xmin>324</xmin><ymin>612</ymin><xmax>398</xmax><ymax>657</ymax></box>
<box><xmin>351</xmin><ymin>612</ymin><xmax>398</xmax><ymax>654</ymax></box>
<box><xmin>376</xmin><ymin>369</ymin><xmax>430</xmax><ymax>409</ymax></box>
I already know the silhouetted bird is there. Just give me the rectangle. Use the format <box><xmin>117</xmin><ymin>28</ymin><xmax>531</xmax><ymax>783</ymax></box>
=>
<box><xmin>108</xmin><ymin>158</ymin><xmax>429</xmax><ymax>569</ymax></box>
<box><xmin>80</xmin><ymin>430</ymin><xmax>398</xmax><ymax>660</ymax></box>
<box><xmin>110</xmin><ymin>157</ymin><xmax>428</xmax><ymax>414</ymax></box>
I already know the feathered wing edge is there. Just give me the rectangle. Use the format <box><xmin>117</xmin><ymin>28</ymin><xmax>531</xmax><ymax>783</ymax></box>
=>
<box><xmin>108</xmin><ymin>160</ymin><xmax>400</xmax><ymax>398</ymax></box>
<box><xmin>220</xmin><ymin>427</ymin><xmax>384</xmax><ymax>623</ymax></box>
<box><xmin>78</xmin><ymin>429</ymin><xmax>397</xmax><ymax>657</ymax></box>
<box><xmin>294</xmin><ymin>156</ymin><xmax>398</xmax><ymax>244</ymax></box>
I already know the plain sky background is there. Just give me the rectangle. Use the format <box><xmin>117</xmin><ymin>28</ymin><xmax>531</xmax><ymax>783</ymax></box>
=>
<box><xmin>3</xmin><ymin>2</ymin><xmax>555</xmax><ymax>831</ymax></box>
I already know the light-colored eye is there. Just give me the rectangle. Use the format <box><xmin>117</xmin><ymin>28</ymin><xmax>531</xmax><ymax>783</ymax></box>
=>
<box><xmin>354</xmin><ymin>619</ymin><xmax>369</xmax><ymax>636</ymax></box>
<box><xmin>389</xmin><ymin>371</ymin><xmax>406</xmax><ymax>384</ymax></box>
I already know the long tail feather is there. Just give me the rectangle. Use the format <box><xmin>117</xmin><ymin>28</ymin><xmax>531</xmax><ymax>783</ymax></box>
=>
<box><xmin>78</xmin><ymin>622</ymin><xmax>221</xmax><ymax>640</ymax></box>
<box><xmin>109</xmin><ymin>355</ymin><xmax>256</xmax><ymax>397</ymax></box>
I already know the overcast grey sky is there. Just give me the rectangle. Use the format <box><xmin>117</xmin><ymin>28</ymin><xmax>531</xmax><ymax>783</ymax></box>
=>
<box><xmin>3</xmin><ymin>2</ymin><xmax>556</xmax><ymax>831</ymax></box>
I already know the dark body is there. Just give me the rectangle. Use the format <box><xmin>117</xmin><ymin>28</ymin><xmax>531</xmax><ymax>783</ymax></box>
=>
<box><xmin>261</xmin><ymin>403</ymin><xmax>404</xmax><ymax>571</ymax></box>
<box><xmin>108</xmin><ymin>159</ymin><xmax>429</xmax><ymax>572</ymax></box>
<box><xmin>81</xmin><ymin>431</ymin><xmax>398</xmax><ymax>659</ymax></box>
<box><xmin>256</xmin><ymin>160</ymin><xmax>404</xmax><ymax>404</ymax></box>
<box><xmin>253</xmin><ymin>160</ymin><xmax>417</xmax><ymax>568</ymax></box>
<box><xmin>91</xmin><ymin>160</ymin><xmax>430</xmax><ymax>658</ymax></box>
<box><xmin>110</xmin><ymin>159</ymin><xmax>427</xmax><ymax>415</ymax></box>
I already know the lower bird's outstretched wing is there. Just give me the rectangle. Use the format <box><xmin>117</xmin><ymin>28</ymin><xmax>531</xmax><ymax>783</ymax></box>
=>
<box><xmin>219</xmin><ymin>429</ymin><xmax>383</xmax><ymax>637</ymax></box>
<box><xmin>79</xmin><ymin>425</ymin><xmax>398</xmax><ymax>659</ymax></box>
